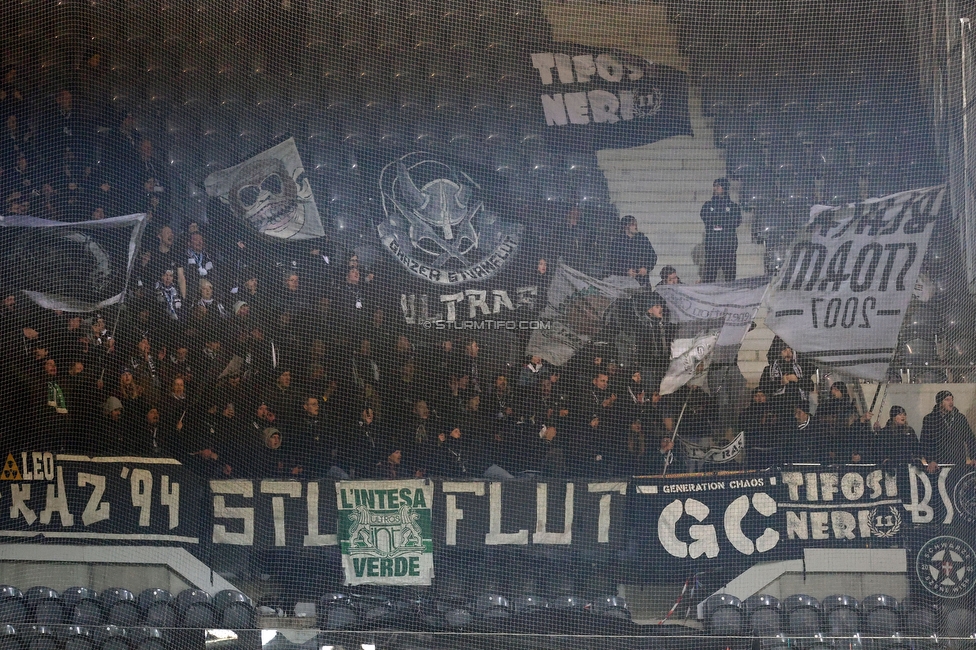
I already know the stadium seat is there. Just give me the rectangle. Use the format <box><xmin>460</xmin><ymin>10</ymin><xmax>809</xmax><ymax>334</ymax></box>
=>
<box><xmin>746</xmin><ymin>595</ymin><xmax>783</xmax><ymax>637</ymax></box>
<box><xmin>592</xmin><ymin>595</ymin><xmax>630</xmax><ymax>621</ymax></box>
<box><xmin>702</xmin><ymin>594</ymin><xmax>746</xmax><ymax>636</ymax></box>
<box><xmin>126</xmin><ymin>627</ymin><xmax>165</xmax><ymax>650</ymax></box>
<box><xmin>24</xmin><ymin>589</ymin><xmax>62</xmax><ymax>627</ymax></box>
<box><xmin>0</xmin><ymin>625</ymin><xmax>18</xmax><ymax>650</ymax></box>
<box><xmin>471</xmin><ymin>594</ymin><xmax>512</xmax><ymax>621</ymax></box>
<box><xmin>62</xmin><ymin>588</ymin><xmax>101</xmax><ymax>626</ymax></box>
<box><xmin>138</xmin><ymin>590</ymin><xmax>175</xmax><ymax>629</ymax></box>
<box><xmin>358</xmin><ymin>595</ymin><xmax>396</xmax><ymax>627</ymax></box>
<box><xmin>176</xmin><ymin>591</ymin><xmax>214</xmax><ymax>629</ymax></box>
<box><xmin>213</xmin><ymin>591</ymin><xmax>253</xmax><ymax>629</ymax></box>
<box><xmin>61</xmin><ymin>626</ymin><xmax>93</xmax><ymax>650</ymax></box>
<box><xmin>861</xmin><ymin>594</ymin><xmax>901</xmax><ymax>640</ymax></box>
<box><xmin>25</xmin><ymin>626</ymin><xmax>57</xmax><ymax>650</ymax></box>
<box><xmin>899</xmin><ymin>597</ymin><xmax>939</xmax><ymax>639</ymax></box>
<box><xmin>821</xmin><ymin>594</ymin><xmax>859</xmax><ymax>638</ymax></box>
<box><xmin>576</xmin><ymin>172</ymin><xmax>613</xmax><ymax>208</ymax></box>
<box><xmin>941</xmin><ymin>607</ymin><xmax>975</xmax><ymax>638</ymax></box>
<box><xmin>0</xmin><ymin>588</ymin><xmax>26</xmax><ymax>625</ymax></box>
<box><xmin>898</xmin><ymin>339</ymin><xmax>938</xmax><ymax>368</ymax></box>
<box><xmin>100</xmin><ymin>589</ymin><xmax>140</xmax><ymax>627</ymax></box>
<box><xmin>783</xmin><ymin>595</ymin><xmax>823</xmax><ymax>648</ymax></box>
<box><xmin>317</xmin><ymin>594</ymin><xmax>358</xmax><ymax>630</ymax></box>
<box><xmin>90</xmin><ymin>626</ymin><xmax>127</xmax><ymax>650</ymax></box>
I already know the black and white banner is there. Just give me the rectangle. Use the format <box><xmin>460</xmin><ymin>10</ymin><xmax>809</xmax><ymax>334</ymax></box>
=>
<box><xmin>376</xmin><ymin>152</ymin><xmax>523</xmax><ymax>287</ymax></box>
<box><xmin>657</xmin><ymin>277</ymin><xmax>769</xmax><ymax>394</ymax></box>
<box><xmin>0</xmin><ymin>213</ymin><xmax>146</xmax><ymax>312</ymax></box>
<box><xmin>526</xmin><ymin>46</ymin><xmax>693</xmax><ymax>149</ymax></box>
<box><xmin>526</xmin><ymin>264</ymin><xmax>641</xmax><ymax>365</ymax></box>
<box><xmin>205</xmin><ymin>137</ymin><xmax>325</xmax><ymax>241</ymax></box>
<box><xmin>765</xmin><ymin>187</ymin><xmax>945</xmax><ymax>381</ymax></box>
<box><xmin>679</xmin><ymin>432</ymin><xmax>746</xmax><ymax>464</ymax></box>
<box><xmin>4</xmin><ymin>453</ymin><xmax>971</xmax><ymax>583</ymax></box>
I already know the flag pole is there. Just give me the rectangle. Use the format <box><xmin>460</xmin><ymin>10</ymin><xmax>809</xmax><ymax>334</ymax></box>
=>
<box><xmin>661</xmin><ymin>398</ymin><xmax>689</xmax><ymax>477</ymax></box>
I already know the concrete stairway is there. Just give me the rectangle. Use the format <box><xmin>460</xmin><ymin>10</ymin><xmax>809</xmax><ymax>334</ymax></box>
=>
<box><xmin>596</xmin><ymin>87</ymin><xmax>774</xmax><ymax>383</ymax></box>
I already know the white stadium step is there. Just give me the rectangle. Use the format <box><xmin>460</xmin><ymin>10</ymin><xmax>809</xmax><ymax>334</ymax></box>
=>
<box><xmin>597</xmin><ymin>84</ymin><xmax>773</xmax><ymax>383</ymax></box>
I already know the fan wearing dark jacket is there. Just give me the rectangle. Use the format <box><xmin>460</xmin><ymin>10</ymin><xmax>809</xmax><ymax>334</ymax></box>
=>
<box><xmin>606</xmin><ymin>215</ymin><xmax>657</xmax><ymax>285</ymax></box>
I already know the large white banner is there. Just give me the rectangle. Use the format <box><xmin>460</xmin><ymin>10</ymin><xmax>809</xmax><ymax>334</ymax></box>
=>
<box><xmin>765</xmin><ymin>186</ymin><xmax>945</xmax><ymax>380</ymax></box>
<box><xmin>657</xmin><ymin>276</ymin><xmax>769</xmax><ymax>394</ymax></box>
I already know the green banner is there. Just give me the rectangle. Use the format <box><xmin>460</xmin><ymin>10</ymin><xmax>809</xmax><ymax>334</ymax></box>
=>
<box><xmin>337</xmin><ymin>480</ymin><xmax>434</xmax><ymax>586</ymax></box>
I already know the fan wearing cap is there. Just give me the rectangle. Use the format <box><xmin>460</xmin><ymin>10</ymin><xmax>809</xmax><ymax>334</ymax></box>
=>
<box><xmin>634</xmin><ymin>292</ymin><xmax>674</xmax><ymax>393</ymax></box>
<box><xmin>699</xmin><ymin>177</ymin><xmax>742</xmax><ymax>282</ymax></box>
<box><xmin>100</xmin><ymin>395</ymin><xmax>126</xmax><ymax>455</ymax></box>
<box><xmin>759</xmin><ymin>336</ymin><xmax>815</xmax><ymax>421</ymax></box>
<box><xmin>252</xmin><ymin>427</ymin><xmax>301</xmax><ymax>478</ymax></box>
<box><xmin>788</xmin><ymin>398</ymin><xmax>829</xmax><ymax>465</ymax></box>
<box><xmin>874</xmin><ymin>405</ymin><xmax>920</xmax><ymax>467</ymax></box>
<box><xmin>606</xmin><ymin>215</ymin><xmax>658</xmax><ymax>286</ymax></box>
<box><xmin>920</xmin><ymin>390</ymin><xmax>975</xmax><ymax>473</ymax></box>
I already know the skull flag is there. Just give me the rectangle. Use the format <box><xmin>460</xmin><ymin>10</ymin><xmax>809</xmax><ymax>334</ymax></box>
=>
<box><xmin>204</xmin><ymin>137</ymin><xmax>324</xmax><ymax>241</ymax></box>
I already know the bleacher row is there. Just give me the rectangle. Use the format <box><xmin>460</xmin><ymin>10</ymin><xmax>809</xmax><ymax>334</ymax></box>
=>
<box><xmin>702</xmin><ymin>593</ymin><xmax>976</xmax><ymax>647</ymax></box>
<box><xmin>0</xmin><ymin>586</ymin><xmax>253</xmax><ymax>649</ymax></box>
<box><xmin>0</xmin><ymin>584</ymin><xmax>973</xmax><ymax>644</ymax></box>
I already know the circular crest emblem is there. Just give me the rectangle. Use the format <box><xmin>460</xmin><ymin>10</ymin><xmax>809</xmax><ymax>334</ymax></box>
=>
<box><xmin>915</xmin><ymin>535</ymin><xmax>976</xmax><ymax>599</ymax></box>
<box><xmin>952</xmin><ymin>471</ymin><xmax>976</xmax><ymax>523</ymax></box>
<box><xmin>633</xmin><ymin>88</ymin><xmax>663</xmax><ymax>118</ymax></box>
<box><xmin>866</xmin><ymin>506</ymin><xmax>902</xmax><ymax>538</ymax></box>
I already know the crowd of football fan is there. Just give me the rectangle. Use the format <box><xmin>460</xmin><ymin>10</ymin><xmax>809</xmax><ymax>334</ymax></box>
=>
<box><xmin>2</xmin><ymin>78</ymin><xmax>973</xmax><ymax>479</ymax></box>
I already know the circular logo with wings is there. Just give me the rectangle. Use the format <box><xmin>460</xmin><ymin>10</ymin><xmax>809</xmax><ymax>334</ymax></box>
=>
<box><xmin>916</xmin><ymin>536</ymin><xmax>976</xmax><ymax>599</ymax></box>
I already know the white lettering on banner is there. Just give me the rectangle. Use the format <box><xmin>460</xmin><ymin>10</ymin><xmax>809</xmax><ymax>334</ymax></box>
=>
<box><xmin>938</xmin><ymin>467</ymin><xmax>955</xmax><ymax>524</ymax></box>
<box><xmin>261</xmin><ymin>480</ymin><xmax>302</xmax><ymax>547</ymax></box>
<box><xmin>907</xmin><ymin>464</ymin><xmax>934</xmax><ymax>523</ymax></box>
<box><xmin>78</xmin><ymin>473</ymin><xmax>109</xmax><ymax>526</ymax></box>
<box><xmin>780</xmin><ymin>469</ymin><xmax>904</xmax><ymax>540</ymax></box>
<box><xmin>564</xmin><ymin>92</ymin><xmax>590</xmax><ymax>124</ymax></box>
<box><xmin>381</xmin><ymin>235</ymin><xmax>520</xmax><ymax>287</ymax></box>
<box><xmin>401</xmin><ymin>289</ymin><xmax>538</xmax><ymax>324</ymax></box>
<box><xmin>442</xmin><ymin>482</ymin><xmax>485</xmax><ymax>546</ymax></box>
<box><xmin>906</xmin><ymin>465</ymin><xmax>955</xmax><ymax>524</ymax></box>
<box><xmin>465</xmin><ymin>290</ymin><xmax>490</xmax><ymax>317</ymax></box>
<box><xmin>39</xmin><ymin>467</ymin><xmax>74</xmax><ymax>526</ymax></box>
<box><xmin>10</xmin><ymin>484</ymin><xmax>36</xmax><ymax>525</ymax></box>
<box><xmin>588</xmin><ymin>482</ymin><xmax>626</xmax><ymax>544</ymax></box>
<box><xmin>780</xmin><ymin>470</ymin><xmax>896</xmax><ymax>504</ymax></box>
<box><xmin>21</xmin><ymin>452</ymin><xmax>55</xmax><ymax>482</ymax></box>
<box><xmin>658</xmin><ymin>498</ymin><xmax>720</xmax><ymax>559</ymax></box>
<box><xmin>723</xmin><ymin>494</ymin><xmax>780</xmax><ymax>555</ymax></box>
<box><xmin>541</xmin><ymin>90</ymin><xmax>657</xmax><ymax>127</ymax></box>
<box><xmin>533</xmin><ymin>483</ymin><xmax>573</xmax><ymax>545</ymax></box>
<box><xmin>130</xmin><ymin>469</ymin><xmax>152</xmax><ymax>526</ymax></box>
<box><xmin>303</xmin><ymin>482</ymin><xmax>337</xmax><ymax>546</ymax></box>
<box><xmin>530</xmin><ymin>52</ymin><xmax>643</xmax><ymax>85</ymax></box>
<box><xmin>211</xmin><ymin>480</ymin><xmax>254</xmax><ymax>545</ymax></box>
<box><xmin>160</xmin><ymin>476</ymin><xmax>179</xmax><ymax>530</ymax></box>
<box><xmin>765</xmin><ymin>186</ymin><xmax>945</xmax><ymax>381</ymax></box>
<box><xmin>486</xmin><ymin>482</ymin><xmax>528</xmax><ymax>545</ymax></box>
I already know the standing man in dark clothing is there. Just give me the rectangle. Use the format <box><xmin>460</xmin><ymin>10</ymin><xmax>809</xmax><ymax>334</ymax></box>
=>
<box><xmin>920</xmin><ymin>391</ymin><xmax>975</xmax><ymax>471</ymax></box>
<box><xmin>551</xmin><ymin>205</ymin><xmax>594</xmax><ymax>274</ymax></box>
<box><xmin>634</xmin><ymin>293</ymin><xmax>674</xmax><ymax>392</ymax></box>
<box><xmin>606</xmin><ymin>215</ymin><xmax>657</xmax><ymax>285</ymax></box>
<box><xmin>699</xmin><ymin>177</ymin><xmax>742</xmax><ymax>282</ymax></box>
